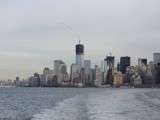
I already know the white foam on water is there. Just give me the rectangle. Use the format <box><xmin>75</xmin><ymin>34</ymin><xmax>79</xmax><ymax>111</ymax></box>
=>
<box><xmin>31</xmin><ymin>89</ymin><xmax>160</xmax><ymax>120</ymax></box>
<box><xmin>89</xmin><ymin>90</ymin><xmax>160</xmax><ymax>120</ymax></box>
<box><xmin>86</xmin><ymin>91</ymin><xmax>134</xmax><ymax>120</ymax></box>
<box><xmin>31</xmin><ymin>95</ymin><xmax>88</xmax><ymax>120</ymax></box>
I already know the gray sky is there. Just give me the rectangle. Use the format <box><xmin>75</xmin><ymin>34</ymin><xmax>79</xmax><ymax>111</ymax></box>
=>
<box><xmin>0</xmin><ymin>0</ymin><xmax>160</xmax><ymax>80</ymax></box>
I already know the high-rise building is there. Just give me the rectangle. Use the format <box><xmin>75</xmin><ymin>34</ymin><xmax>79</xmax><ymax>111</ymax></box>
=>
<box><xmin>29</xmin><ymin>73</ymin><xmax>40</xmax><ymax>87</ymax></box>
<box><xmin>104</xmin><ymin>56</ymin><xmax>115</xmax><ymax>84</ymax></box>
<box><xmin>84</xmin><ymin>60</ymin><xmax>92</xmax><ymax>86</ymax></box>
<box><xmin>43</xmin><ymin>67</ymin><xmax>50</xmax><ymax>75</ymax></box>
<box><xmin>80</xmin><ymin>68</ymin><xmax>85</xmax><ymax>86</ymax></box>
<box><xmin>54</xmin><ymin>60</ymin><xmax>65</xmax><ymax>75</ymax></box>
<box><xmin>40</xmin><ymin>74</ymin><xmax>46</xmax><ymax>87</ymax></box>
<box><xmin>15</xmin><ymin>76</ymin><xmax>20</xmax><ymax>87</ymax></box>
<box><xmin>76</xmin><ymin>41</ymin><xmax>84</xmax><ymax>67</ymax></box>
<box><xmin>58</xmin><ymin>64</ymin><xmax>69</xmax><ymax>85</ymax></box>
<box><xmin>54</xmin><ymin>60</ymin><xmax>68</xmax><ymax>84</ymax></box>
<box><xmin>41</xmin><ymin>68</ymin><xmax>54</xmax><ymax>87</ymax></box>
<box><xmin>153</xmin><ymin>53</ymin><xmax>160</xmax><ymax>65</ymax></box>
<box><xmin>84</xmin><ymin>60</ymin><xmax>91</xmax><ymax>74</ymax></box>
<box><xmin>155</xmin><ymin>63</ymin><xmax>160</xmax><ymax>84</ymax></box>
<box><xmin>104</xmin><ymin>56</ymin><xmax>115</xmax><ymax>70</ymax></box>
<box><xmin>126</xmin><ymin>66</ymin><xmax>142</xmax><ymax>86</ymax></box>
<box><xmin>70</xmin><ymin>64</ymin><xmax>81</xmax><ymax>86</ymax></box>
<box><xmin>138</xmin><ymin>58</ymin><xmax>147</xmax><ymax>66</ymax></box>
<box><xmin>120</xmin><ymin>56</ymin><xmax>131</xmax><ymax>74</ymax></box>
<box><xmin>106</xmin><ymin>67</ymin><xmax>113</xmax><ymax>85</ymax></box>
<box><xmin>46</xmin><ymin>75</ymin><xmax>58</xmax><ymax>87</ymax></box>
<box><xmin>117</xmin><ymin>62</ymin><xmax>120</xmax><ymax>71</ymax></box>
<box><xmin>84</xmin><ymin>60</ymin><xmax>91</xmax><ymax>69</ymax></box>
<box><xmin>94</xmin><ymin>65</ymin><xmax>102</xmax><ymax>87</ymax></box>
<box><xmin>113</xmin><ymin>71</ymin><xmax>123</xmax><ymax>87</ymax></box>
<box><xmin>41</xmin><ymin>67</ymin><xmax>50</xmax><ymax>86</ymax></box>
<box><xmin>34</xmin><ymin>73</ymin><xmax>40</xmax><ymax>87</ymax></box>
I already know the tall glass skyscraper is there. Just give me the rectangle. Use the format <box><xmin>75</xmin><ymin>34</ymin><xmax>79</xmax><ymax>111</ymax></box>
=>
<box><xmin>120</xmin><ymin>56</ymin><xmax>131</xmax><ymax>74</ymax></box>
<box><xmin>76</xmin><ymin>41</ymin><xmax>84</xmax><ymax>67</ymax></box>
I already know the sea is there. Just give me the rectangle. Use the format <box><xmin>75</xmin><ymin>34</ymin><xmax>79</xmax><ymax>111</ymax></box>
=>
<box><xmin>0</xmin><ymin>88</ymin><xmax>160</xmax><ymax>120</ymax></box>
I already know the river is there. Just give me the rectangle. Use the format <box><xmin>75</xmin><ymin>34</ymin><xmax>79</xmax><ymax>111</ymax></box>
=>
<box><xmin>0</xmin><ymin>88</ymin><xmax>159</xmax><ymax>120</ymax></box>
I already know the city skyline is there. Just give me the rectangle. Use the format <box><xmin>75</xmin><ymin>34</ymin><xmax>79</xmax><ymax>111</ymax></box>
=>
<box><xmin>1</xmin><ymin>0</ymin><xmax>160</xmax><ymax>79</ymax></box>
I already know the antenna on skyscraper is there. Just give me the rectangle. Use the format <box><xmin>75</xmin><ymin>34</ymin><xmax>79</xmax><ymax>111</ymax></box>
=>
<box><xmin>78</xmin><ymin>34</ymin><xmax>81</xmax><ymax>44</ymax></box>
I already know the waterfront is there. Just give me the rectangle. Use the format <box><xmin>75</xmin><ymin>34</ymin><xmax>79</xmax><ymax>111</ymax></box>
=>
<box><xmin>0</xmin><ymin>88</ymin><xmax>160</xmax><ymax>120</ymax></box>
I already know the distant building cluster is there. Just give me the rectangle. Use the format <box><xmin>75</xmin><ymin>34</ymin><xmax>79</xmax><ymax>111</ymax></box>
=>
<box><xmin>2</xmin><ymin>42</ymin><xmax>160</xmax><ymax>88</ymax></box>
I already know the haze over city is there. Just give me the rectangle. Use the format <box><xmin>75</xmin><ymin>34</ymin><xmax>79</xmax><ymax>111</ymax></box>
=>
<box><xmin>1</xmin><ymin>0</ymin><xmax>160</xmax><ymax>79</ymax></box>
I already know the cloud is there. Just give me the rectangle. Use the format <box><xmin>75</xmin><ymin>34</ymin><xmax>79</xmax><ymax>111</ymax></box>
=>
<box><xmin>0</xmin><ymin>0</ymin><xmax>160</xmax><ymax>79</ymax></box>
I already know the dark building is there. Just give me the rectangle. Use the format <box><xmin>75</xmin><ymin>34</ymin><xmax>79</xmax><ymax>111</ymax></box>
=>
<box><xmin>33</xmin><ymin>73</ymin><xmax>41</xmax><ymax>87</ymax></box>
<box><xmin>138</xmin><ymin>58</ymin><xmax>147</xmax><ymax>66</ymax></box>
<box><xmin>47</xmin><ymin>75</ymin><xmax>58</xmax><ymax>87</ymax></box>
<box><xmin>120</xmin><ymin>56</ymin><xmax>131</xmax><ymax>74</ymax></box>
<box><xmin>104</xmin><ymin>56</ymin><xmax>114</xmax><ymax>85</ymax></box>
<box><xmin>14</xmin><ymin>76</ymin><xmax>20</xmax><ymax>87</ymax></box>
<box><xmin>76</xmin><ymin>43</ymin><xmax>84</xmax><ymax>55</ymax></box>
<box><xmin>29</xmin><ymin>73</ymin><xmax>41</xmax><ymax>87</ymax></box>
<box><xmin>106</xmin><ymin>68</ymin><xmax>113</xmax><ymax>85</ymax></box>
<box><xmin>155</xmin><ymin>63</ymin><xmax>160</xmax><ymax>84</ymax></box>
<box><xmin>117</xmin><ymin>62</ymin><xmax>120</xmax><ymax>71</ymax></box>
<box><xmin>80</xmin><ymin>68</ymin><xmax>85</xmax><ymax>85</ymax></box>
<box><xmin>76</xmin><ymin>41</ymin><xmax>84</xmax><ymax>66</ymax></box>
<box><xmin>104</xmin><ymin>56</ymin><xmax>115</xmax><ymax>68</ymax></box>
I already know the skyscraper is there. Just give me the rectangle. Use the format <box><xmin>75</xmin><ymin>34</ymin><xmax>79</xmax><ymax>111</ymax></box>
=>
<box><xmin>94</xmin><ymin>65</ymin><xmax>102</xmax><ymax>87</ymax></box>
<box><xmin>153</xmin><ymin>53</ymin><xmax>160</xmax><ymax>65</ymax></box>
<box><xmin>76</xmin><ymin>41</ymin><xmax>84</xmax><ymax>67</ymax></box>
<box><xmin>138</xmin><ymin>58</ymin><xmax>147</xmax><ymax>66</ymax></box>
<box><xmin>104</xmin><ymin>56</ymin><xmax>115</xmax><ymax>69</ymax></box>
<box><xmin>84</xmin><ymin>60</ymin><xmax>91</xmax><ymax>69</ymax></box>
<box><xmin>53</xmin><ymin>60</ymin><xmax>67</xmax><ymax>84</ymax></box>
<box><xmin>54</xmin><ymin>60</ymin><xmax>65</xmax><ymax>75</ymax></box>
<box><xmin>155</xmin><ymin>63</ymin><xmax>160</xmax><ymax>84</ymax></box>
<box><xmin>120</xmin><ymin>56</ymin><xmax>131</xmax><ymax>74</ymax></box>
<box><xmin>104</xmin><ymin>55</ymin><xmax>115</xmax><ymax>84</ymax></box>
<box><xmin>70</xmin><ymin>64</ymin><xmax>81</xmax><ymax>86</ymax></box>
<box><xmin>43</xmin><ymin>68</ymin><xmax>50</xmax><ymax>76</ymax></box>
<box><xmin>84</xmin><ymin>60</ymin><xmax>92</xmax><ymax>86</ymax></box>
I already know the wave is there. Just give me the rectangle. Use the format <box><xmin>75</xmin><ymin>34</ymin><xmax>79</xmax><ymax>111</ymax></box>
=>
<box><xmin>31</xmin><ymin>91</ymin><xmax>132</xmax><ymax>120</ymax></box>
<box><xmin>31</xmin><ymin>89</ymin><xmax>160</xmax><ymax>120</ymax></box>
<box><xmin>31</xmin><ymin>95</ymin><xmax>89</xmax><ymax>120</ymax></box>
<box><xmin>31</xmin><ymin>90</ymin><xmax>130</xmax><ymax>120</ymax></box>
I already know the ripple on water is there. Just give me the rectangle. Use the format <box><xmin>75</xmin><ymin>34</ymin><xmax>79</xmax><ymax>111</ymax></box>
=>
<box><xmin>32</xmin><ymin>95</ymin><xmax>89</xmax><ymax>120</ymax></box>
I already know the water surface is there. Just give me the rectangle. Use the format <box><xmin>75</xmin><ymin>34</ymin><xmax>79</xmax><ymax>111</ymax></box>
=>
<box><xmin>0</xmin><ymin>88</ymin><xmax>160</xmax><ymax>120</ymax></box>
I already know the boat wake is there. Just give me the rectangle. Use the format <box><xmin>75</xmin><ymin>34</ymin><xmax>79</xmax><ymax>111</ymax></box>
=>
<box><xmin>31</xmin><ymin>89</ymin><xmax>160</xmax><ymax>120</ymax></box>
<box><xmin>31</xmin><ymin>95</ymin><xmax>89</xmax><ymax>120</ymax></box>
